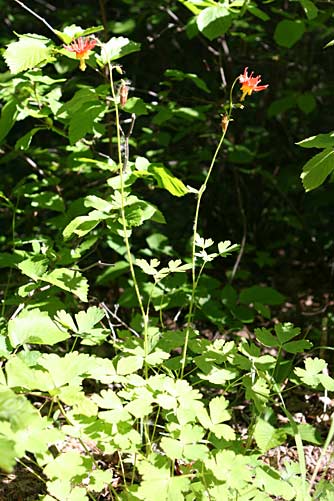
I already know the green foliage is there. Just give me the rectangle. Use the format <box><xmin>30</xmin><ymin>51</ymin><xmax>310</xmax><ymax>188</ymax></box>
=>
<box><xmin>0</xmin><ymin>0</ymin><xmax>332</xmax><ymax>498</ymax></box>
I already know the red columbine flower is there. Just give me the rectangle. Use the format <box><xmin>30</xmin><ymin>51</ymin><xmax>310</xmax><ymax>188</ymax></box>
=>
<box><xmin>239</xmin><ymin>67</ymin><xmax>268</xmax><ymax>101</ymax></box>
<box><xmin>63</xmin><ymin>36</ymin><xmax>97</xmax><ymax>71</ymax></box>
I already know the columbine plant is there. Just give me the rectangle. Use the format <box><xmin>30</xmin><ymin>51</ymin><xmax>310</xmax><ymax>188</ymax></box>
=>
<box><xmin>180</xmin><ymin>66</ymin><xmax>269</xmax><ymax>376</ymax></box>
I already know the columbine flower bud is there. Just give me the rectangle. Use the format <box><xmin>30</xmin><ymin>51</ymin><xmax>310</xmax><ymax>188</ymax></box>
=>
<box><xmin>119</xmin><ymin>81</ymin><xmax>129</xmax><ymax>107</ymax></box>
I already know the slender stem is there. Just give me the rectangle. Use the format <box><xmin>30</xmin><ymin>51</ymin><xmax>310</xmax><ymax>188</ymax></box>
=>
<box><xmin>309</xmin><ymin>412</ymin><xmax>334</xmax><ymax>493</ymax></box>
<box><xmin>230</xmin><ymin>167</ymin><xmax>247</xmax><ymax>283</ymax></box>
<box><xmin>106</xmin><ymin>57</ymin><xmax>149</xmax><ymax>374</ymax></box>
<box><xmin>13</xmin><ymin>0</ymin><xmax>59</xmax><ymax>38</ymax></box>
<box><xmin>180</xmin><ymin>77</ymin><xmax>239</xmax><ymax>378</ymax></box>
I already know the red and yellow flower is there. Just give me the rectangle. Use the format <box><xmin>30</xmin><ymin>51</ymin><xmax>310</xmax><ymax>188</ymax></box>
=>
<box><xmin>63</xmin><ymin>36</ymin><xmax>97</xmax><ymax>71</ymax></box>
<box><xmin>239</xmin><ymin>67</ymin><xmax>268</xmax><ymax>101</ymax></box>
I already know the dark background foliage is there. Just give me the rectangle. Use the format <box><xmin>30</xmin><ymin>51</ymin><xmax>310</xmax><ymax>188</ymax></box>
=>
<box><xmin>2</xmin><ymin>0</ymin><xmax>334</xmax><ymax>316</ymax></box>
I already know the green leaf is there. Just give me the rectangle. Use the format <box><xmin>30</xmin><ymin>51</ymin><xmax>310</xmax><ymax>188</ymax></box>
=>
<box><xmin>117</xmin><ymin>355</ymin><xmax>143</xmax><ymax>375</ymax></box>
<box><xmin>0</xmin><ymin>99</ymin><xmax>19</xmax><ymax>144</ymax></box>
<box><xmin>160</xmin><ymin>437</ymin><xmax>184</xmax><ymax>460</ymax></box>
<box><xmin>200</xmin><ymin>367</ymin><xmax>238</xmax><ymax>385</ymax></box>
<box><xmin>218</xmin><ymin>240</ymin><xmax>240</xmax><ymax>257</ymax></box>
<box><xmin>254</xmin><ymin>419</ymin><xmax>286</xmax><ymax>453</ymax></box>
<box><xmin>5</xmin><ymin>357</ymin><xmax>51</xmax><ymax>391</ymax></box>
<box><xmin>284</xmin><ymin>423</ymin><xmax>322</xmax><ymax>445</ymax></box>
<box><xmin>205</xmin><ymin>450</ymin><xmax>252</xmax><ymax>488</ymax></box>
<box><xmin>267</xmin><ymin>95</ymin><xmax>296</xmax><ymax>118</ymax></box>
<box><xmin>318</xmin><ymin>373</ymin><xmax>334</xmax><ymax>391</ymax></box>
<box><xmin>240</xmin><ymin>286</ymin><xmax>284</xmax><ymax>306</ymax></box>
<box><xmin>96</xmin><ymin>260</ymin><xmax>129</xmax><ymax>285</ymax></box>
<box><xmin>69</xmin><ymin>101</ymin><xmax>105</xmax><ymax>144</ymax></box>
<box><xmin>98</xmin><ymin>37</ymin><xmax>141</xmax><ymax>64</ymax></box>
<box><xmin>15</xmin><ymin>127</ymin><xmax>43</xmax><ymax>150</ymax></box>
<box><xmin>254</xmin><ymin>302</ymin><xmax>271</xmax><ymax>319</ymax></box>
<box><xmin>46</xmin><ymin>480</ymin><xmax>88</xmax><ymax>501</ymax></box>
<box><xmin>125</xmin><ymin>398</ymin><xmax>153</xmax><ymax>418</ymax></box>
<box><xmin>125</xmin><ymin>201</ymin><xmax>165</xmax><ymax>226</ymax></box>
<box><xmin>26</xmin><ymin>192</ymin><xmax>65</xmax><ymax>212</ymax></box>
<box><xmin>44</xmin><ymin>451</ymin><xmax>86</xmax><ymax>483</ymax></box>
<box><xmin>275</xmin><ymin>323</ymin><xmax>300</xmax><ymax>344</ymax></box>
<box><xmin>0</xmin><ymin>437</ymin><xmax>17</xmax><ymax>472</ymax></box>
<box><xmin>297</xmin><ymin>132</ymin><xmax>334</xmax><ymax>149</ymax></box>
<box><xmin>177</xmin><ymin>0</ymin><xmax>202</xmax><ymax>15</ymax></box>
<box><xmin>54</xmin><ymin>310</ymin><xmax>78</xmax><ymax>332</ymax></box>
<box><xmin>244</xmin><ymin>375</ymin><xmax>270</xmax><ymax>412</ymax></box>
<box><xmin>42</xmin><ymin>268</ymin><xmax>89</xmax><ymax>302</ymax></box>
<box><xmin>8</xmin><ymin>308</ymin><xmax>69</xmax><ymax>347</ymax></box>
<box><xmin>137</xmin><ymin>455</ymin><xmax>190</xmax><ymax>501</ymax></box>
<box><xmin>58</xmin><ymin>88</ymin><xmax>106</xmax><ymax>144</ymax></box>
<box><xmin>299</xmin><ymin>0</ymin><xmax>318</xmax><ymax>20</ymax></box>
<box><xmin>274</xmin><ymin>20</ymin><xmax>305</xmax><ymax>48</ymax></box>
<box><xmin>247</xmin><ymin>5</ymin><xmax>270</xmax><ymax>21</ymax></box>
<box><xmin>148</xmin><ymin>165</ymin><xmax>188</xmax><ymax>197</ymax></box>
<box><xmin>255</xmin><ymin>466</ymin><xmax>296</xmax><ymax>499</ymax></box>
<box><xmin>75</xmin><ymin>306</ymin><xmax>105</xmax><ymax>332</ymax></box>
<box><xmin>294</xmin><ymin>357</ymin><xmax>327</xmax><ymax>387</ymax></box>
<box><xmin>4</xmin><ymin>34</ymin><xmax>52</xmax><ymax>74</ymax></box>
<box><xmin>74</xmin><ymin>25</ymin><xmax>104</xmax><ymax>38</ymax></box>
<box><xmin>297</xmin><ymin>92</ymin><xmax>316</xmax><ymax>114</ymax></box>
<box><xmin>255</xmin><ymin>328</ymin><xmax>277</xmax><ymax>347</ymax></box>
<box><xmin>18</xmin><ymin>255</ymin><xmax>48</xmax><ymax>281</ymax></box>
<box><xmin>283</xmin><ymin>339</ymin><xmax>312</xmax><ymax>354</ymax></box>
<box><xmin>54</xmin><ymin>24</ymin><xmax>83</xmax><ymax>43</ymax></box>
<box><xmin>58</xmin><ymin>386</ymin><xmax>98</xmax><ymax>416</ymax></box>
<box><xmin>300</xmin><ymin>148</ymin><xmax>334</xmax><ymax>191</ymax></box>
<box><xmin>38</xmin><ymin>352</ymin><xmax>98</xmax><ymax>388</ymax></box>
<box><xmin>123</xmin><ymin>97</ymin><xmax>148</xmax><ymax>116</ymax></box>
<box><xmin>164</xmin><ymin>69</ymin><xmax>209</xmax><ymax>93</ymax></box>
<box><xmin>197</xmin><ymin>6</ymin><xmax>233</xmax><ymax>41</ymax></box>
<box><xmin>63</xmin><ymin>212</ymin><xmax>109</xmax><ymax>239</ymax></box>
<box><xmin>324</xmin><ymin>39</ymin><xmax>334</xmax><ymax>49</ymax></box>
<box><xmin>146</xmin><ymin>350</ymin><xmax>170</xmax><ymax>366</ymax></box>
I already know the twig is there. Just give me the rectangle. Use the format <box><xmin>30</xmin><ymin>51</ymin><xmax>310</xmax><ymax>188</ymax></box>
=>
<box><xmin>100</xmin><ymin>302</ymin><xmax>140</xmax><ymax>338</ymax></box>
<box><xmin>77</xmin><ymin>260</ymin><xmax>115</xmax><ymax>272</ymax></box>
<box><xmin>13</xmin><ymin>0</ymin><xmax>59</xmax><ymax>38</ymax></box>
<box><xmin>34</xmin><ymin>0</ymin><xmax>56</xmax><ymax>11</ymax></box>
<box><xmin>98</xmin><ymin>0</ymin><xmax>108</xmax><ymax>39</ymax></box>
<box><xmin>10</xmin><ymin>302</ymin><xmax>25</xmax><ymax>320</ymax></box>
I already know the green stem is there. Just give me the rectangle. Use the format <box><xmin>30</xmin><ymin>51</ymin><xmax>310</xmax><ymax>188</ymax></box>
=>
<box><xmin>106</xmin><ymin>59</ymin><xmax>149</xmax><ymax>375</ymax></box>
<box><xmin>180</xmin><ymin>77</ymin><xmax>239</xmax><ymax>379</ymax></box>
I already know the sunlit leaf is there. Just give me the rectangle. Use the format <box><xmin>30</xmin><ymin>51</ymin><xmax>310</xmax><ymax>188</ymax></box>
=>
<box><xmin>42</xmin><ymin>268</ymin><xmax>89</xmax><ymax>302</ymax></box>
<box><xmin>8</xmin><ymin>308</ymin><xmax>69</xmax><ymax>347</ymax></box>
<box><xmin>4</xmin><ymin>34</ymin><xmax>53</xmax><ymax>74</ymax></box>
<box><xmin>300</xmin><ymin>148</ymin><xmax>334</xmax><ymax>191</ymax></box>
<box><xmin>197</xmin><ymin>6</ymin><xmax>233</xmax><ymax>40</ymax></box>
<box><xmin>98</xmin><ymin>37</ymin><xmax>141</xmax><ymax>64</ymax></box>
